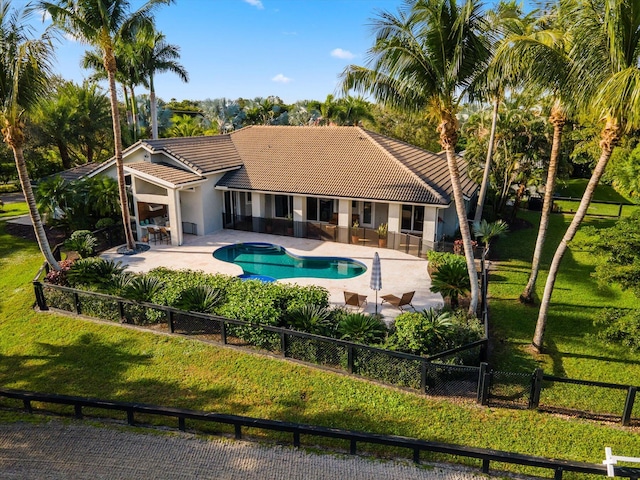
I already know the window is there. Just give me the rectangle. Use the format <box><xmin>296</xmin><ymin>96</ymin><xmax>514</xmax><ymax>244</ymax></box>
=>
<box><xmin>363</xmin><ymin>201</ymin><xmax>372</xmax><ymax>225</ymax></box>
<box><xmin>307</xmin><ymin>197</ymin><xmax>318</xmax><ymax>221</ymax></box>
<box><xmin>275</xmin><ymin>195</ymin><xmax>292</xmax><ymax>218</ymax></box>
<box><xmin>247</xmin><ymin>192</ymin><xmax>252</xmax><ymax>204</ymax></box>
<box><xmin>306</xmin><ymin>197</ymin><xmax>334</xmax><ymax>222</ymax></box>
<box><xmin>402</xmin><ymin>205</ymin><xmax>425</xmax><ymax>232</ymax></box>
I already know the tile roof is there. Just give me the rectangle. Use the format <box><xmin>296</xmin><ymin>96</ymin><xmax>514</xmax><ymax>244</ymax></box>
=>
<box><xmin>124</xmin><ymin>162</ymin><xmax>204</xmax><ymax>186</ymax></box>
<box><xmin>43</xmin><ymin>162</ymin><xmax>103</xmax><ymax>182</ymax></box>
<box><xmin>143</xmin><ymin>135</ymin><xmax>242</xmax><ymax>174</ymax></box>
<box><xmin>364</xmin><ymin>130</ymin><xmax>477</xmax><ymax>199</ymax></box>
<box><xmin>217</xmin><ymin>126</ymin><xmax>477</xmax><ymax>205</ymax></box>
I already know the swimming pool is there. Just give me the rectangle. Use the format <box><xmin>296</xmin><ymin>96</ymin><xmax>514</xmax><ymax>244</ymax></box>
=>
<box><xmin>213</xmin><ymin>242</ymin><xmax>367</xmax><ymax>280</ymax></box>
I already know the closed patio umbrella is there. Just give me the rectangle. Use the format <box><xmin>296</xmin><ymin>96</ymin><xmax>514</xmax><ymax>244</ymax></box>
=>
<box><xmin>370</xmin><ymin>252</ymin><xmax>382</xmax><ymax>314</ymax></box>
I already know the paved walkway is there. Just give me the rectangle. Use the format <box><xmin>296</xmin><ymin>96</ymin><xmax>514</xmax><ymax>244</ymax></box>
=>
<box><xmin>102</xmin><ymin>230</ymin><xmax>444</xmax><ymax>321</ymax></box>
<box><xmin>0</xmin><ymin>420</ymin><xmax>527</xmax><ymax>480</ymax></box>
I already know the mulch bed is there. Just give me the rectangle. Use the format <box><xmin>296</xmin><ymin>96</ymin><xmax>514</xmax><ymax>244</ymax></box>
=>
<box><xmin>4</xmin><ymin>222</ymin><xmax>67</xmax><ymax>247</ymax></box>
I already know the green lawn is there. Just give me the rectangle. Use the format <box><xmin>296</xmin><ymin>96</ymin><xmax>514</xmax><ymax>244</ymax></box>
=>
<box><xmin>0</xmin><ymin>201</ymin><xmax>28</xmax><ymax>218</ymax></box>
<box><xmin>1</xmin><ymin>220</ymin><xmax>639</xmax><ymax>478</ymax></box>
<box><xmin>489</xmin><ymin>180</ymin><xmax>640</xmax><ymax>415</ymax></box>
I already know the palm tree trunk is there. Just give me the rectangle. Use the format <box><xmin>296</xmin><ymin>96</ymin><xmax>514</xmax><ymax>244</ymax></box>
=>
<box><xmin>105</xmin><ymin>51</ymin><xmax>136</xmax><ymax>251</ymax></box>
<box><xmin>521</xmin><ymin>105</ymin><xmax>566</xmax><ymax>304</ymax></box>
<box><xmin>150</xmin><ymin>74</ymin><xmax>158</xmax><ymax>140</ymax></box>
<box><xmin>532</xmin><ymin>118</ymin><xmax>620</xmax><ymax>351</ymax></box>
<box><xmin>9</xmin><ymin>135</ymin><xmax>60</xmax><ymax>270</ymax></box>
<box><xmin>474</xmin><ymin>96</ymin><xmax>499</xmax><ymax>224</ymax></box>
<box><xmin>130</xmin><ymin>84</ymin><xmax>138</xmax><ymax>142</ymax></box>
<box><xmin>439</xmin><ymin>113</ymin><xmax>479</xmax><ymax>315</ymax></box>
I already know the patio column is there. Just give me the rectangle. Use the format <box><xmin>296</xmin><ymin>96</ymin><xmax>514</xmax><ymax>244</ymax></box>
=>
<box><xmin>388</xmin><ymin>203</ymin><xmax>401</xmax><ymax>233</ymax></box>
<box><xmin>422</xmin><ymin>207</ymin><xmax>438</xmax><ymax>253</ymax></box>
<box><xmin>338</xmin><ymin>199</ymin><xmax>351</xmax><ymax>243</ymax></box>
<box><xmin>293</xmin><ymin>195</ymin><xmax>304</xmax><ymax>237</ymax></box>
<box><xmin>167</xmin><ymin>188</ymin><xmax>182</xmax><ymax>246</ymax></box>
<box><xmin>252</xmin><ymin>193</ymin><xmax>265</xmax><ymax>232</ymax></box>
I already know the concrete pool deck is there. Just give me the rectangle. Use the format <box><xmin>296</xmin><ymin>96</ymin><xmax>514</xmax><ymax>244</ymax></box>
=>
<box><xmin>102</xmin><ymin>230</ymin><xmax>443</xmax><ymax>322</ymax></box>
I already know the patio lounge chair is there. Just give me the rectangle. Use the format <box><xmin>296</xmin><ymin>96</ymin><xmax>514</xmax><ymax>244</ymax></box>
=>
<box><xmin>381</xmin><ymin>291</ymin><xmax>415</xmax><ymax>311</ymax></box>
<box><xmin>344</xmin><ymin>291</ymin><xmax>367</xmax><ymax>310</ymax></box>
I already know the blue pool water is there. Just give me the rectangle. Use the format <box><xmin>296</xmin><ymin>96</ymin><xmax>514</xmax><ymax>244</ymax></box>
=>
<box><xmin>213</xmin><ymin>242</ymin><xmax>367</xmax><ymax>280</ymax></box>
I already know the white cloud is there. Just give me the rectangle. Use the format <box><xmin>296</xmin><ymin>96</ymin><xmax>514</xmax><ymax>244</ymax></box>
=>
<box><xmin>244</xmin><ymin>0</ymin><xmax>264</xmax><ymax>9</ymax></box>
<box><xmin>331</xmin><ymin>48</ymin><xmax>355</xmax><ymax>60</ymax></box>
<box><xmin>272</xmin><ymin>74</ymin><xmax>292</xmax><ymax>84</ymax></box>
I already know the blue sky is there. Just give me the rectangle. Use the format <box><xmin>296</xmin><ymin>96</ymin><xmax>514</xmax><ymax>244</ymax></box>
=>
<box><xmin>37</xmin><ymin>0</ymin><xmax>407</xmax><ymax>104</ymax></box>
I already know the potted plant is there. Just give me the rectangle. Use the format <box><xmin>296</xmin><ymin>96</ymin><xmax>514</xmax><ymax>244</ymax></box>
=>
<box><xmin>377</xmin><ymin>223</ymin><xmax>388</xmax><ymax>248</ymax></box>
<box><xmin>286</xmin><ymin>214</ymin><xmax>294</xmax><ymax>235</ymax></box>
<box><xmin>351</xmin><ymin>220</ymin><xmax>360</xmax><ymax>244</ymax></box>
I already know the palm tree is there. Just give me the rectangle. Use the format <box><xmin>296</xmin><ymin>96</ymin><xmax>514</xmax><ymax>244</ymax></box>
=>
<box><xmin>532</xmin><ymin>0</ymin><xmax>640</xmax><ymax>351</ymax></box>
<box><xmin>40</xmin><ymin>0</ymin><xmax>174</xmax><ymax>252</ymax></box>
<box><xmin>341</xmin><ymin>0</ymin><xmax>490</xmax><ymax>315</ymax></box>
<box><xmin>471</xmin><ymin>0</ymin><xmax>535</xmax><ymax>224</ymax></box>
<box><xmin>0</xmin><ymin>1</ymin><xmax>60</xmax><ymax>270</ymax></box>
<box><xmin>136</xmin><ymin>28</ymin><xmax>188</xmax><ymax>139</ymax></box>
<box><xmin>490</xmin><ymin>3</ymin><xmax>574</xmax><ymax>304</ymax></box>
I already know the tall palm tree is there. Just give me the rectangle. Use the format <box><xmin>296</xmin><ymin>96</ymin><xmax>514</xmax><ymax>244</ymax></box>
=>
<box><xmin>137</xmin><ymin>27</ymin><xmax>188</xmax><ymax>139</ymax></box>
<box><xmin>0</xmin><ymin>1</ymin><xmax>60</xmax><ymax>270</ymax></box>
<box><xmin>532</xmin><ymin>0</ymin><xmax>640</xmax><ymax>351</ymax></box>
<box><xmin>341</xmin><ymin>0</ymin><xmax>490</xmax><ymax>315</ymax></box>
<box><xmin>490</xmin><ymin>3</ymin><xmax>574</xmax><ymax>305</ymax></box>
<box><xmin>39</xmin><ymin>0</ymin><xmax>173</xmax><ymax>252</ymax></box>
<box><xmin>470</xmin><ymin>0</ymin><xmax>536</xmax><ymax>224</ymax></box>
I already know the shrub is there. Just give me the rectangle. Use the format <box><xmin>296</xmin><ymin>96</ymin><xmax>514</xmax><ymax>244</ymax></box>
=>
<box><xmin>285</xmin><ymin>304</ymin><xmax>334</xmax><ymax>336</ymax></box>
<box><xmin>64</xmin><ymin>230</ymin><xmax>98</xmax><ymax>258</ymax></box>
<box><xmin>95</xmin><ymin>217</ymin><xmax>116</xmax><ymax>229</ymax></box>
<box><xmin>44</xmin><ymin>259</ymin><xmax>75</xmax><ymax>286</ymax></box>
<box><xmin>388</xmin><ymin>308</ymin><xmax>483</xmax><ymax>359</ymax></box>
<box><xmin>594</xmin><ymin>308</ymin><xmax>640</xmax><ymax>351</ymax></box>
<box><xmin>123</xmin><ymin>275</ymin><xmax>165</xmax><ymax>303</ymax></box>
<box><xmin>426</xmin><ymin>251</ymin><xmax>463</xmax><ymax>271</ymax></box>
<box><xmin>430</xmin><ymin>259</ymin><xmax>470</xmax><ymax>308</ymax></box>
<box><xmin>337</xmin><ymin>313</ymin><xmax>387</xmax><ymax>345</ymax></box>
<box><xmin>67</xmin><ymin>258</ymin><xmax>126</xmax><ymax>288</ymax></box>
<box><xmin>174</xmin><ymin>285</ymin><xmax>224</xmax><ymax>313</ymax></box>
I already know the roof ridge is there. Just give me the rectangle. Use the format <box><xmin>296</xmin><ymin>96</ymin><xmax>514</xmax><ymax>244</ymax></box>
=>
<box><xmin>360</xmin><ymin>128</ymin><xmax>449</xmax><ymax>204</ymax></box>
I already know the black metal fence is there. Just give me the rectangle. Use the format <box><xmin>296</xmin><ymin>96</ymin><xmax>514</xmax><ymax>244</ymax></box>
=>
<box><xmin>4</xmin><ymin>387</ymin><xmax>637</xmax><ymax>480</ymax></box>
<box><xmin>33</xmin><ymin>279</ymin><xmax>487</xmax><ymax>400</ymax></box>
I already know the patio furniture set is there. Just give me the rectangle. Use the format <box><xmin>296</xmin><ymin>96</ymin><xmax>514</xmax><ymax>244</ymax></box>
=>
<box><xmin>343</xmin><ymin>291</ymin><xmax>415</xmax><ymax>312</ymax></box>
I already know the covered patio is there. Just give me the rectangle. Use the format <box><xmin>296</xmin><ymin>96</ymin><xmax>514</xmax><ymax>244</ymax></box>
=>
<box><xmin>102</xmin><ymin>230</ymin><xmax>443</xmax><ymax>321</ymax></box>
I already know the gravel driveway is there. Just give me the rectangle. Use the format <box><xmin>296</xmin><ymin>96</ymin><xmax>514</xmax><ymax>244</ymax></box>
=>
<box><xmin>0</xmin><ymin>420</ymin><xmax>527</xmax><ymax>480</ymax></box>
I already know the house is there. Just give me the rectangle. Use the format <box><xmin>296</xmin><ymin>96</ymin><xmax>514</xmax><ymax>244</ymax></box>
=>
<box><xmin>89</xmin><ymin>126</ymin><xmax>477</xmax><ymax>253</ymax></box>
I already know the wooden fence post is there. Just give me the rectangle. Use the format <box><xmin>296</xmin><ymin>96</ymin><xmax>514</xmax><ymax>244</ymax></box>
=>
<box><xmin>530</xmin><ymin>368</ymin><xmax>544</xmax><ymax>409</ymax></box>
<box><xmin>622</xmin><ymin>386</ymin><xmax>637</xmax><ymax>426</ymax></box>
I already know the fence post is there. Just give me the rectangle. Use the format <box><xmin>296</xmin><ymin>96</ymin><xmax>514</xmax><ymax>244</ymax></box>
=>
<box><xmin>166</xmin><ymin>309</ymin><xmax>174</xmax><ymax>333</ymax></box>
<box><xmin>529</xmin><ymin>368</ymin><xmax>544</xmax><ymax>409</ymax></box>
<box><xmin>618</xmin><ymin>203</ymin><xmax>623</xmax><ymax>218</ymax></box>
<box><xmin>477</xmin><ymin>362</ymin><xmax>488</xmax><ymax>404</ymax></box>
<box><xmin>221</xmin><ymin>321</ymin><xmax>227</xmax><ymax>344</ymax></box>
<box><xmin>280</xmin><ymin>331</ymin><xmax>288</xmax><ymax>357</ymax></box>
<box><xmin>73</xmin><ymin>292</ymin><xmax>81</xmax><ymax>315</ymax></box>
<box><xmin>118</xmin><ymin>300</ymin><xmax>126</xmax><ymax>323</ymax></box>
<box><xmin>347</xmin><ymin>345</ymin><xmax>354</xmax><ymax>374</ymax></box>
<box><xmin>622</xmin><ymin>386</ymin><xmax>637</xmax><ymax>426</ymax></box>
<box><xmin>420</xmin><ymin>361</ymin><xmax>428</xmax><ymax>393</ymax></box>
<box><xmin>33</xmin><ymin>281</ymin><xmax>48</xmax><ymax>311</ymax></box>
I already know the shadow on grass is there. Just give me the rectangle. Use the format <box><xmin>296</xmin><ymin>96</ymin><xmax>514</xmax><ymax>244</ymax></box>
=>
<box><xmin>0</xmin><ymin>332</ymin><xmax>237</xmax><ymax>413</ymax></box>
